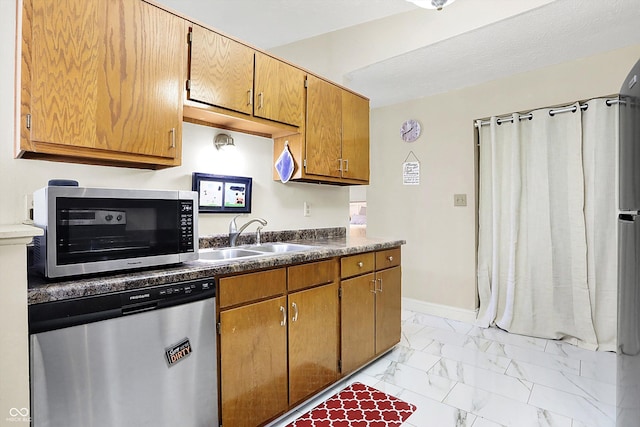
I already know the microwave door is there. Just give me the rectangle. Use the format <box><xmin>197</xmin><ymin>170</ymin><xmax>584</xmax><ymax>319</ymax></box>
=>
<box><xmin>619</xmin><ymin>58</ymin><xmax>640</xmax><ymax>211</ymax></box>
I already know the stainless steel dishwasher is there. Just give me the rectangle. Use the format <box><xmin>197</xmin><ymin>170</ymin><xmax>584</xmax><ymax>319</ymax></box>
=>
<box><xmin>29</xmin><ymin>278</ymin><xmax>217</xmax><ymax>427</ymax></box>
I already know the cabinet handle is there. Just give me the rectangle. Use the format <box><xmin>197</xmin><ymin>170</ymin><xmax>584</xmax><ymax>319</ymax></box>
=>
<box><xmin>377</xmin><ymin>278</ymin><xmax>383</xmax><ymax>293</ymax></box>
<box><xmin>388</xmin><ymin>256</ymin><xmax>394</xmax><ymax>262</ymax></box>
<box><xmin>170</xmin><ymin>128</ymin><xmax>176</xmax><ymax>148</ymax></box>
<box><xmin>370</xmin><ymin>279</ymin><xmax>377</xmax><ymax>294</ymax></box>
<box><xmin>357</xmin><ymin>261</ymin><xmax>363</xmax><ymax>268</ymax></box>
<box><xmin>247</xmin><ymin>89</ymin><xmax>253</xmax><ymax>106</ymax></box>
<box><xmin>291</xmin><ymin>302</ymin><xmax>299</xmax><ymax>322</ymax></box>
<box><xmin>258</xmin><ymin>92</ymin><xmax>264</xmax><ymax>109</ymax></box>
<box><xmin>343</xmin><ymin>159</ymin><xmax>349</xmax><ymax>172</ymax></box>
<box><xmin>337</xmin><ymin>158</ymin><xmax>343</xmax><ymax>172</ymax></box>
<box><xmin>280</xmin><ymin>306</ymin><xmax>287</xmax><ymax>326</ymax></box>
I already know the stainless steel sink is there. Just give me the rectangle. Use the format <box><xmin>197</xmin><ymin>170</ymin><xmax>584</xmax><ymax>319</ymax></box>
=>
<box><xmin>198</xmin><ymin>247</ymin><xmax>264</xmax><ymax>261</ymax></box>
<box><xmin>246</xmin><ymin>242</ymin><xmax>318</xmax><ymax>253</ymax></box>
<box><xmin>198</xmin><ymin>242</ymin><xmax>319</xmax><ymax>262</ymax></box>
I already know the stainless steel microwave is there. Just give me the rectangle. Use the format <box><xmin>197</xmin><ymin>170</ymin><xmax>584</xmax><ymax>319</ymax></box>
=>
<box><xmin>33</xmin><ymin>186</ymin><xmax>198</xmax><ymax>278</ymax></box>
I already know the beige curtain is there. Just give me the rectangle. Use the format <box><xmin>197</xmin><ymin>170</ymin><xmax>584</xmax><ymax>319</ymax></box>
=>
<box><xmin>476</xmin><ymin>99</ymin><xmax>618</xmax><ymax>351</ymax></box>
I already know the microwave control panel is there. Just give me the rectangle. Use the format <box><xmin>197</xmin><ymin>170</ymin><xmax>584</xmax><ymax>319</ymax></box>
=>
<box><xmin>179</xmin><ymin>200</ymin><xmax>195</xmax><ymax>252</ymax></box>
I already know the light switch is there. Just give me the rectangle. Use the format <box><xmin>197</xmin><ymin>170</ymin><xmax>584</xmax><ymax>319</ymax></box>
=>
<box><xmin>453</xmin><ymin>194</ymin><xmax>467</xmax><ymax>207</ymax></box>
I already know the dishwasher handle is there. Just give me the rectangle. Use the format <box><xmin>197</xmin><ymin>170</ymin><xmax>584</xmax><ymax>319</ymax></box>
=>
<box><xmin>122</xmin><ymin>301</ymin><xmax>159</xmax><ymax>316</ymax></box>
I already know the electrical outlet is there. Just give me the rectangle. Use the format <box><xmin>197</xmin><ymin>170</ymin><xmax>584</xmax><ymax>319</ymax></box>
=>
<box><xmin>303</xmin><ymin>201</ymin><xmax>311</xmax><ymax>217</ymax></box>
<box><xmin>453</xmin><ymin>194</ymin><xmax>467</xmax><ymax>207</ymax></box>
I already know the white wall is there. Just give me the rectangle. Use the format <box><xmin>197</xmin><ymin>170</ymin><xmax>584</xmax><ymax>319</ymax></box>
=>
<box><xmin>0</xmin><ymin>1</ymin><xmax>349</xmax><ymax>235</ymax></box>
<box><xmin>366</xmin><ymin>45</ymin><xmax>640</xmax><ymax>311</ymax></box>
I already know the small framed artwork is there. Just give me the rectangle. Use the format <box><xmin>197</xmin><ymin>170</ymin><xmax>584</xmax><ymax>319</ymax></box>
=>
<box><xmin>192</xmin><ymin>173</ymin><xmax>252</xmax><ymax>213</ymax></box>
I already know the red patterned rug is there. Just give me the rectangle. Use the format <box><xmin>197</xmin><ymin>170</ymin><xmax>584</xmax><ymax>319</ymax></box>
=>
<box><xmin>286</xmin><ymin>382</ymin><xmax>416</xmax><ymax>427</ymax></box>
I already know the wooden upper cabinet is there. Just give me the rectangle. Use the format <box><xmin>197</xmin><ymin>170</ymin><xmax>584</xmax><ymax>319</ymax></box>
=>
<box><xmin>254</xmin><ymin>52</ymin><xmax>305</xmax><ymax>127</ymax></box>
<box><xmin>305</xmin><ymin>75</ymin><xmax>343</xmax><ymax>178</ymax></box>
<box><xmin>22</xmin><ymin>0</ymin><xmax>185</xmax><ymax>167</ymax></box>
<box><xmin>188</xmin><ymin>24</ymin><xmax>254</xmax><ymax>115</ymax></box>
<box><xmin>276</xmin><ymin>74</ymin><xmax>370</xmax><ymax>185</ymax></box>
<box><xmin>341</xmin><ymin>91</ymin><xmax>370</xmax><ymax>182</ymax></box>
<box><xmin>98</xmin><ymin>0</ymin><xmax>184</xmax><ymax>158</ymax></box>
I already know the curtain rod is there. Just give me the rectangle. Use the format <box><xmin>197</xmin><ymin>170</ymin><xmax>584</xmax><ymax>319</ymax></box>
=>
<box><xmin>474</xmin><ymin>98</ymin><xmax>621</xmax><ymax>128</ymax></box>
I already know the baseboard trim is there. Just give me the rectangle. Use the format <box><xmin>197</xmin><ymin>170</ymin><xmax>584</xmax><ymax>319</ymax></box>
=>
<box><xmin>402</xmin><ymin>297</ymin><xmax>478</xmax><ymax>324</ymax></box>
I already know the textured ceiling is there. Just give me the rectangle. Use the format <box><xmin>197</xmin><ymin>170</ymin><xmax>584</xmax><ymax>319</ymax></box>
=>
<box><xmin>345</xmin><ymin>0</ymin><xmax>640</xmax><ymax>106</ymax></box>
<box><xmin>155</xmin><ymin>0</ymin><xmax>640</xmax><ymax>108</ymax></box>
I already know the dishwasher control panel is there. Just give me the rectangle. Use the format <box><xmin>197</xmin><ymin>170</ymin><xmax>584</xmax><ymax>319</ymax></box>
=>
<box><xmin>123</xmin><ymin>279</ymin><xmax>215</xmax><ymax>306</ymax></box>
<box><xmin>29</xmin><ymin>278</ymin><xmax>216</xmax><ymax>334</ymax></box>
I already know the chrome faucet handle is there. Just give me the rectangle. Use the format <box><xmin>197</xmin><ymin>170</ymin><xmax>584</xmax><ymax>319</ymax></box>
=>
<box><xmin>256</xmin><ymin>226</ymin><xmax>263</xmax><ymax>245</ymax></box>
<box><xmin>229</xmin><ymin>215</ymin><xmax>240</xmax><ymax>233</ymax></box>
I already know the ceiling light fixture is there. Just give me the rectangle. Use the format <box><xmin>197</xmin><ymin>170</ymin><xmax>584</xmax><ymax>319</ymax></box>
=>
<box><xmin>214</xmin><ymin>133</ymin><xmax>235</xmax><ymax>150</ymax></box>
<box><xmin>407</xmin><ymin>0</ymin><xmax>457</xmax><ymax>11</ymax></box>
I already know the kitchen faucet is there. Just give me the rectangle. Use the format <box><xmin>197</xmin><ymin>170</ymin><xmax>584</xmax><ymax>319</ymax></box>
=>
<box><xmin>229</xmin><ymin>216</ymin><xmax>267</xmax><ymax>246</ymax></box>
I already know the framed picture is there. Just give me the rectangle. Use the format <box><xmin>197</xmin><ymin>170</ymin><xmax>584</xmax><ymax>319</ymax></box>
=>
<box><xmin>192</xmin><ymin>173</ymin><xmax>252</xmax><ymax>213</ymax></box>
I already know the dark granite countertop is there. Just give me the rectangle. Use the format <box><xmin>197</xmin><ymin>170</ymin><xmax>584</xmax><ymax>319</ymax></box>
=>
<box><xmin>27</xmin><ymin>228</ymin><xmax>405</xmax><ymax>305</ymax></box>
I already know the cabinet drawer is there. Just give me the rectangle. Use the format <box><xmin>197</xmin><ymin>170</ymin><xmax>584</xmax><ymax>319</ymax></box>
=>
<box><xmin>375</xmin><ymin>247</ymin><xmax>401</xmax><ymax>270</ymax></box>
<box><xmin>219</xmin><ymin>268</ymin><xmax>286</xmax><ymax>308</ymax></box>
<box><xmin>340</xmin><ymin>252</ymin><xmax>375</xmax><ymax>279</ymax></box>
<box><xmin>288</xmin><ymin>259</ymin><xmax>339</xmax><ymax>292</ymax></box>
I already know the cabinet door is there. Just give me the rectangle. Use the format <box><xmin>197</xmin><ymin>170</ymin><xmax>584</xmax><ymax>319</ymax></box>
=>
<box><xmin>289</xmin><ymin>282</ymin><xmax>339</xmax><ymax>404</ymax></box>
<box><xmin>29</xmin><ymin>0</ymin><xmax>100</xmax><ymax>150</ymax></box>
<box><xmin>305</xmin><ymin>75</ymin><xmax>342</xmax><ymax>178</ymax></box>
<box><xmin>220</xmin><ymin>297</ymin><xmax>288</xmax><ymax>427</ymax></box>
<box><xmin>341</xmin><ymin>273</ymin><xmax>376</xmax><ymax>374</ymax></box>
<box><xmin>254</xmin><ymin>52</ymin><xmax>305</xmax><ymax>127</ymax></box>
<box><xmin>375</xmin><ymin>266</ymin><xmax>402</xmax><ymax>354</ymax></box>
<box><xmin>97</xmin><ymin>0</ymin><xmax>184</xmax><ymax>158</ymax></box>
<box><xmin>28</xmin><ymin>0</ymin><xmax>184</xmax><ymax>160</ymax></box>
<box><xmin>189</xmin><ymin>24</ymin><xmax>254</xmax><ymax>115</ymax></box>
<box><xmin>341</xmin><ymin>91</ymin><xmax>370</xmax><ymax>182</ymax></box>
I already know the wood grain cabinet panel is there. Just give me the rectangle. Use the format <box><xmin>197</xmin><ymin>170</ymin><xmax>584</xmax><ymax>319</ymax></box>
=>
<box><xmin>254</xmin><ymin>52</ymin><xmax>305</xmax><ymax>127</ymax></box>
<box><xmin>341</xmin><ymin>252</ymin><xmax>375</xmax><ymax>279</ymax></box>
<box><xmin>341</xmin><ymin>90</ymin><xmax>370</xmax><ymax>182</ymax></box>
<box><xmin>340</xmin><ymin>272</ymin><xmax>376</xmax><ymax>374</ymax></box>
<box><xmin>288</xmin><ymin>259</ymin><xmax>338</xmax><ymax>292</ymax></box>
<box><xmin>219</xmin><ymin>296</ymin><xmax>288</xmax><ymax>427</ymax></box>
<box><xmin>188</xmin><ymin>24</ymin><xmax>254</xmax><ymax>115</ymax></box>
<box><xmin>375</xmin><ymin>266</ymin><xmax>402</xmax><ymax>354</ymax></box>
<box><xmin>305</xmin><ymin>75</ymin><xmax>343</xmax><ymax>178</ymax></box>
<box><xmin>375</xmin><ymin>247</ymin><xmax>401</xmax><ymax>270</ymax></box>
<box><xmin>288</xmin><ymin>282</ymin><xmax>339</xmax><ymax>405</ymax></box>
<box><xmin>219</xmin><ymin>268</ymin><xmax>286</xmax><ymax>308</ymax></box>
<box><xmin>22</xmin><ymin>0</ymin><xmax>185</xmax><ymax>167</ymax></box>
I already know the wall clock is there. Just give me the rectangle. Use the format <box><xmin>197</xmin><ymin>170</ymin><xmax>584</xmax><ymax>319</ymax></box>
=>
<box><xmin>400</xmin><ymin>119</ymin><xmax>421</xmax><ymax>142</ymax></box>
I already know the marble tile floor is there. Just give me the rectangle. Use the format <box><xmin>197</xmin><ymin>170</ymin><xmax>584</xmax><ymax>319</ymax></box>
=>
<box><xmin>267</xmin><ymin>309</ymin><xmax>616</xmax><ymax>427</ymax></box>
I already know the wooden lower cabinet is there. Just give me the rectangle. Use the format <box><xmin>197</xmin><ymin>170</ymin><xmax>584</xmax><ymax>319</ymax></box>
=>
<box><xmin>375</xmin><ymin>266</ymin><xmax>402</xmax><ymax>354</ymax></box>
<box><xmin>218</xmin><ymin>259</ymin><xmax>339</xmax><ymax>426</ymax></box>
<box><xmin>341</xmin><ymin>273</ymin><xmax>376</xmax><ymax>374</ymax></box>
<box><xmin>217</xmin><ymin>252</ymin><xmax>399</xmax><ymax>425</ymax></box>
<box><xmin>341</xmin><ymin>248</ymin><xmax>402</xmax><ymax>376</ymax></box>
<box><xmin>288</xmin><ymin>282</ymin><xmax>339</xmax><ymax>404</ymax></box>
<box><xmin>219</xmin><ymin>296</ymin><xmax>288</xmax><ymax>427</ymax></box>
